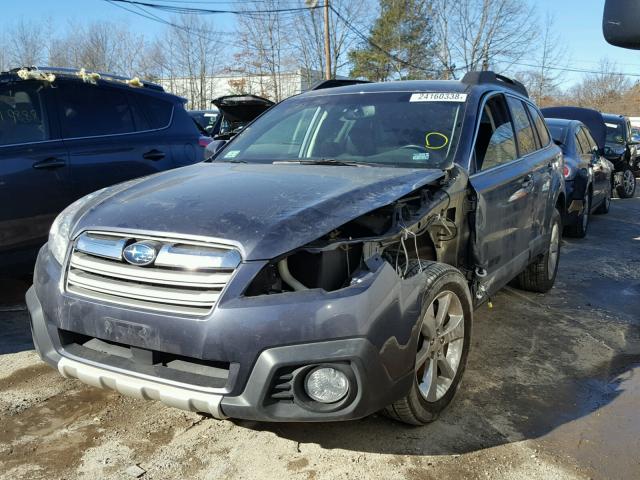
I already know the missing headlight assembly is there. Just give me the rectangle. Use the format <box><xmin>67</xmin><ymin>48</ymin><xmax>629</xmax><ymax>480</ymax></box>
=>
<box><xmin>245</xmin><ymin>183</ymin><xmax>459</xmax><ymax>297</ymax></box>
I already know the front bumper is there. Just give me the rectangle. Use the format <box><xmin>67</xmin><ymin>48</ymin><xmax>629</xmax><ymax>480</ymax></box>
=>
<box><xmin>28</xmin><ymin>247</ymin><xmax>421</xmax><ymax>422</ymax></box>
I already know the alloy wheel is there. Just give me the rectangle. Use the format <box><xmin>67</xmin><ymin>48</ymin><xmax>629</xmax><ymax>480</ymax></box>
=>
<box><xmin>623</xmin><ymin>169</ymin><xmax>635</xmax><ymax>196</ymax></box>
<box><xmin>415</xmin><ymin>290</ymin><xmax>465</xmax><ymax>402</ymax></box>
<box><xmin>547</xmin><ymin>222</ymin><xmax>560</xmax><ymax>279</ymax></box>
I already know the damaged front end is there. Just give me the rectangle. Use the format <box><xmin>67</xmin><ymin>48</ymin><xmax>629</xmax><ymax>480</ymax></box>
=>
<box><xmin>245</xmin><ymin>170</ymin><xmax>465</xmax><ymax>298</ymax></box>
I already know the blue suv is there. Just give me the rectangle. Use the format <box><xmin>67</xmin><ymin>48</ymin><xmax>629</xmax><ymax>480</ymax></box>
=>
<box><xmin>0</xmin><ymin>67</ymin><xmax>203</xmax><ymax>271</ymax></box>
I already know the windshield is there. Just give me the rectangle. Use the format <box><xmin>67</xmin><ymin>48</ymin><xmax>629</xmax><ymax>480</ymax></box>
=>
<box><xmin>213</xmin><ymin>91</ymin><xmax>466</xmax><ymax>169</ymax></box>
<box><xmin>605</xmin><ymin>121</ymin><xmax>625</xmax><ymax>145</ymax></box>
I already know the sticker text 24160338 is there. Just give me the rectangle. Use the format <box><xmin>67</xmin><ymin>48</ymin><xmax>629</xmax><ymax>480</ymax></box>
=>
<box><xmin>409</xmin><ymin>92</ymin><xmax>468</xmax><ymax>102</ymax></box>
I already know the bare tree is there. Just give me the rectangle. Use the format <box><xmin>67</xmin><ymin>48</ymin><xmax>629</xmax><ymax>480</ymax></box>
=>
<box><xmin>430</xmin><ymin>0</ymin><xmax>539</xmax><ymax>78</ymax></box>
<box><xmin>152</xmin><ymin>15</ymin><xmax>225</xmax><ymax>109</ymax></box>
<box><xmin>8</xmin><ymin>19</ymin><xmax>47</xmax><ymax>67</ymax></box>
<box><xmin>234</xmin><ymin>1</ymin><xmax>295</xmax><ymax>101</ymax></box>
<box><xmin>291</xmin><ymin>1</ymin><xmax>374</xmax><ymax>83</ymax></box>
<box><xmin>567</xmin><ymin>59</ymin><xmax>632</xmax><ymax>112</ymax></box>
<box><xmin>517</xmin><ymin>13</ymin><xmax>567</xmax><ymax>105</ymax></box>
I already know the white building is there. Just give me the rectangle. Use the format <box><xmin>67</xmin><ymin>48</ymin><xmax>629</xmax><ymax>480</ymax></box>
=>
<box><xmin>158</xmin><ymin>68</ymin><xmax>327</xmax><ymax>108</ymax></box>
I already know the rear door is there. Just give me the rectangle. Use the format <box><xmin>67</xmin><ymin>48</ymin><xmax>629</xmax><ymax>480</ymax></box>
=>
<box><xmin>53</xmin><ymin>81</ymin><xmax>175</xmax><ymax>199</ymax></box>
<box><xmin>469</xmin><ymin>93</ymin><xmax>534</xmax><ymax>291</ymax></box>
<box><xmin>0</xmin><ymin>80</ymin><xmax>72</xmax><ymax>254</ymax></box>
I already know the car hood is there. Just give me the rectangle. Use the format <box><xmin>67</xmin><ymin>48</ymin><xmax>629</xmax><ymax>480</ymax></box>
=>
<box><xmin>211</xmin><ymin>95</ymin><xmax>274</xmax><ymax>123</ymax></box>
<box><xmin>73</xmin><ymin>163</ymin><xmax>444</xmax><ymax>260</ymax></box>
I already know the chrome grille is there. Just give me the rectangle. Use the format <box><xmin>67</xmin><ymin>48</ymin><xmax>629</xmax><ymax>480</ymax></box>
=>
<box><xmin>66</xmin><ymin>232</ymin><xmax>240</xmax><ymax>316</ymax></box>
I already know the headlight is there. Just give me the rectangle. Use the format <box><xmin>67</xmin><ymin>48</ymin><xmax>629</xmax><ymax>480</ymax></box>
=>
<box><xmin>48</xmin><ymin>191</ymin><xmax>103</xmax><ymax>264</ymax></box>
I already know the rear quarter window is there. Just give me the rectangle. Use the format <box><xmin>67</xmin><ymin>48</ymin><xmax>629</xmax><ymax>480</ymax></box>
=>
<box><xmin>135</xmin><ymin>94</ymin><xmax>174</xmax><ymax>129</ymax></box>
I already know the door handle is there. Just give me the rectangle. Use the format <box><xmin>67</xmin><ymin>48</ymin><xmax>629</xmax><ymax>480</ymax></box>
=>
<box><xmin>143</xmin><ymin>149</ymin><xmax>165</xmax><ymax>161</ymax></box>
<box><xmin>32</xmin><ymin>157</ymin><xmax>66</xmax><ymax>169</ymax></box>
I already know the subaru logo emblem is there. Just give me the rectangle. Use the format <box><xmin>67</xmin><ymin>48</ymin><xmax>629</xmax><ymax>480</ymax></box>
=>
<box><xmin>122</xmin><ymin>241</ymin><xmax>157</xmax><ymax>266</ymax></box>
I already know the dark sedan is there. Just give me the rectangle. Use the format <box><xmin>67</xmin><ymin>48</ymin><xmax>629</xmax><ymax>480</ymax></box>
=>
<box><xmin>546</xmin><ymin>118</ymin><xmax>613</xmax><ymax>237</ymax></box>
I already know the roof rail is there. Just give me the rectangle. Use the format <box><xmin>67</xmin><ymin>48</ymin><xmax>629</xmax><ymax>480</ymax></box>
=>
<box><xmin>308</xmin><ymin>78</ymin><xmax>371</xmax><ymax>91</ymax></box>
<box><xmin>461</xmin><ymin>71</ymin><xmax>528</xmax><ymax>98</ymax></box>
<box><xmin>3</xmin><ymin>66</ymin><xmax>164</xmax><ymax>91</ymax></box>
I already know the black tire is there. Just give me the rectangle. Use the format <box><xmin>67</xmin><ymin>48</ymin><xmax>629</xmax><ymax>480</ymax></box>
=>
<box><xmin>514</xmin><ymin>208</ymin><xmax>561</xmax><ymax>293</ymax></box>
<box><xmin>564</xmin><ymin>191</ymin><xmax>590</xmax><ymax>238</ymax></box>
<box><xmin>594</xmin><ymin>183</ymin><xmax>611</xmax><ymax>215</ymax></box>
<box><xmin>616</xmin><ymin>167</ymin><xmax>636</xmax><ymax>199</ymax></box>
<box><xmin>384</xmin><ymin>261</ymin><xmax>472</xmax><ymax>426</ymax></box>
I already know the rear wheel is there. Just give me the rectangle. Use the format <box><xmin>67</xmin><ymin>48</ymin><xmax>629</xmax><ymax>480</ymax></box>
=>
<box><xmin>565</xmin><ymin>191</ymin><xmax>590</xmax><ymax>238</ymax></box>
<box><xmin>514</xmin><ymin>208</ymin><xmax>561</xmax><ymax>293</ymax></box>
<box><xmin>616</xmin><ymin>168</ymin><xmax>636</xmax><ymax>198</ymax></box>
<box><xmin>384</xmin><ymin>261</ymin><xmax>472</xmax><ymax>426</ymax></box>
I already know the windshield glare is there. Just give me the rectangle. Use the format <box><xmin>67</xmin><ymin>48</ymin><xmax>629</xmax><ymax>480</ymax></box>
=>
<box><xmin>215</xmin><ymin>92</ymin><xmax>465</xmax><ymax>169</ymax></box>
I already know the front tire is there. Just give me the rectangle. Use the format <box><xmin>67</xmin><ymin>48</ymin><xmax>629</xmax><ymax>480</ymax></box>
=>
<box><xmin>384</xmin><ymin>261</ymin><xmax>472</xmax><ymax>426</ymax></box>
<box><xmin>514</xmin><ymin>208</ymin><xmax>561</xmax><ymax>293</ymax></box>
<box><xmin>616</xmin><ymin>167</ymin><xmax>636</xmax><ymax>198</ymax></box>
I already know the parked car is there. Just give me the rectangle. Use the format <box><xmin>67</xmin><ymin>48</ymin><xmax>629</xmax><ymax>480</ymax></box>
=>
<box><xmin>27</xmin><ymin>71</ymin><xmax>565</xmax><ymax>425</ymax></box>
<box><xmin>211</xmin><ymin>94</ymin><xmax>274</xmax><ymax>139</ymax></box>
<box><xmin>602</xmin><ymin>113</ymin><xmax>638</xmax><ymax>196</ymax></box>
<box><xmin>545</xmin><ymin>118</ymin><xmax>613</xmax><ymax>237</ymax></box>
<box><xmin>543</xmin><ymin>108</ymin><xmax>637</xmax><ymax>199</ymax></box>
<box><xmin>0</xmin><ymin>67</ymin><xmax>203</xmax><ymax>272</ymax></box>
<box><xmin>188</xmin><ymin>109</ymin><xmax>219</xmax><ymax>135</ymax></box>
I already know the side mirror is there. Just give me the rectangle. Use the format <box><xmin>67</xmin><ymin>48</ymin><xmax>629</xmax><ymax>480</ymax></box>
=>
<box><xmin>603</xmin><ymin>0</ymin><xmax>640</xmax><ymax>49</ymax></box>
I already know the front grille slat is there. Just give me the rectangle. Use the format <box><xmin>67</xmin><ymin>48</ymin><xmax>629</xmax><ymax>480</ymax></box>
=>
<box><xmin>66</xmin><ymin>232</ymin><xmax>239</xmax><ymax>317</ymax></box>
<box><xmin>70</xmin><ymin>252</ymin><xmax>232</xmax><ymax>288</ymax></box>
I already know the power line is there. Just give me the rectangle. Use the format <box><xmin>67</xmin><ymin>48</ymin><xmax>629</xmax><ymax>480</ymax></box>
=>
<box><xmin>109</xmin><ymin>0</ymin><xmax>323</xmax><ymax>16</ymax></box>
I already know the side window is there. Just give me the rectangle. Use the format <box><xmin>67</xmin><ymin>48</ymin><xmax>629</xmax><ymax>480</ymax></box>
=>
<box><xmin>475</xmin><ymin>94</ymin><xmax>518</xmax><ymax>171</ymax></box>
<box><xmin>578</xmin><ymin>127</ymin><xmax>595</xmax><ymax>153</ymax></box>
<box><xmin>574</xmin><ymin>132</ymin><xmax>588</xmax><ymax>155</ymax></box>
<box><xmin>0</xmin><ymin>81</ymin><xmax>49</xmax><ymax>145</ymax></box>
<box><xmin>506</xmin><ymin>97</ymin><xmax>537</xmax><ymax>156</ymax></box>
<box><xmin>57</xmin><ymin>83</ymin><xmax>136</xmax><ymax>138</ymax></box>
<box><xmin>136</xmin><ymin>94</ymin><xmax>173</xmax><ymax>129</ymax></box>
<box><xmin>526</xmin><ymin>104</ymin><xmax>551</xmax><ymax>147</ymax></box>
<box><xmin>582</xmin><ymin>128</ymin><xmax>599</xmax><ymax>152</ymax></box>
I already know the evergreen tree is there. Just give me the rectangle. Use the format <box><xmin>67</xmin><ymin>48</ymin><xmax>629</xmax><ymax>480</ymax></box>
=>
<box><xmin>349</xmin><ymin>0</ymin><xmax>438</xmax><ymax>81</ymax></box>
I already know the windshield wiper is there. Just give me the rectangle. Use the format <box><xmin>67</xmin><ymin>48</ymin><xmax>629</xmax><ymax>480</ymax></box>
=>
<box><xmin>273</xmin><ymin>159</ymin><xmax>372</xmax><ymax>167</ymax></box>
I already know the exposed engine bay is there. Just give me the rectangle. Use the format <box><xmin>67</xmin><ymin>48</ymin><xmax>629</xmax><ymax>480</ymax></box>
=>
<box><xmin>245</xmin><ymin>175</ymin><xmax>463</xmax><ymax>296</ymax></box>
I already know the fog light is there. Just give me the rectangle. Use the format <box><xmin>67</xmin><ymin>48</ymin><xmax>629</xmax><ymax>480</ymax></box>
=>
<box><xmin>304</xmin><ymin>367</ymin><xmax>349</xmax><ymax>403</ymax></box>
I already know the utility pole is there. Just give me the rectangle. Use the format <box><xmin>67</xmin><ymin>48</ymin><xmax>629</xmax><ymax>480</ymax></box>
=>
<box><xmin>324</xmin><ymin>0</ymin><xmax>332</xmax><ymax>79</ymax></box>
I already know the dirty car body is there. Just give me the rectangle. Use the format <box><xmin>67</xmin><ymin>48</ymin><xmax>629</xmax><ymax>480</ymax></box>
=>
<box><xmin>28</xmin><ymin>74</ymin><xmax>565</xmax><ymax>423</ymax></box>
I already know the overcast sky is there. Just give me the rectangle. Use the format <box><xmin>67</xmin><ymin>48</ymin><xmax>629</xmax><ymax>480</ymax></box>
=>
<box><xmin>2</xmin><ymin>0</ymin><xmax>639</xmax><ymax>88</ymax></box>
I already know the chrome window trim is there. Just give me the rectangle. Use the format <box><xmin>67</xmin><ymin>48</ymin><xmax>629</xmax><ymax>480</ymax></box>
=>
<box><xmin>0</xmin><ymin>105</ymin><xmax>174</xmax><ymax>149</ymax></box>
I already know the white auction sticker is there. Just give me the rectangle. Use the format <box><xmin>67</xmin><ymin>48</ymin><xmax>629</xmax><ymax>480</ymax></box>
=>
<box><xmin>410</xmin><ymin>92</ymin><xmax>468</xmax><ymax>102</ymax></box>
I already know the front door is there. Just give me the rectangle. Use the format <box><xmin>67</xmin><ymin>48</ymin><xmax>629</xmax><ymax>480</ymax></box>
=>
<box><xmin>469</xmin><ymin>94</ymin><xmax>533</xmax><ymax>293</ymax></box>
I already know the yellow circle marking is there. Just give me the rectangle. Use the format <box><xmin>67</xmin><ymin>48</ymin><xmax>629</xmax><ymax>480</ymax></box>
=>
<box><xmin>425</xmin><ymin>132</ymin><xmax>449</xmax><ymax>150</ymax></box>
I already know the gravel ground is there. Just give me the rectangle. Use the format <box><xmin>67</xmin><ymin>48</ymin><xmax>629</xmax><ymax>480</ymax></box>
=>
<box><xmin>1</xmin><ymin>191</ymin><xmax>639</xmax><ymax>480</ymax></box>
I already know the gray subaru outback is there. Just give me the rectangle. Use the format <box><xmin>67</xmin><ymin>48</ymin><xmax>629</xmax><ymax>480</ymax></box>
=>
<box><xmin>27</xmin><ymin>72</ymin><xmax>565</xmax><ymax>425</ymax></box>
